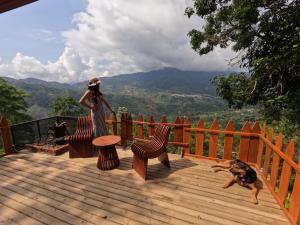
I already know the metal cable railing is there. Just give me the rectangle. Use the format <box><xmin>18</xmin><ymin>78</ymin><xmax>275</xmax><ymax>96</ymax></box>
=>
<box><xmin>10</xmin><ymin>116</ymin><xmax>78</xmax><ymax>151</ymax></box>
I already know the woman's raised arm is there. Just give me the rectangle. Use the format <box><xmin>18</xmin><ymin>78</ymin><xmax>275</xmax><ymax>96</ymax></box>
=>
<box><xmin>79</xmin><ymin>90</ymin><xmax>93</xmax><ymax>109</ymax></box>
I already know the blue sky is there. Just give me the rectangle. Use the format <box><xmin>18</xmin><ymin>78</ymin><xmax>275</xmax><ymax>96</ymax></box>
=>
<box><xmin>0</xmin><ymin>0</ymin><xmax>86</xmax><ymax>63</ymax></box>
<box><xmin>0</xmin><ymin>0</ymin><xmax>236</xmax><ymax>83</ymax></box>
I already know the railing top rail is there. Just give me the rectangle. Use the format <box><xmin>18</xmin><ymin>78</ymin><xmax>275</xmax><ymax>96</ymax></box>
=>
<box><xmin>186</xmin><ymin>127</ymin><xmax>300</xmax><ymax>173</ymax></box>
<box><xmin>128</xmin><ymin>120</ymin><xmax>188</xmax><ymax>127</ymax></box>
<box><xmin>260</xmin><ymin>135</ymin><xmax>300</xmax><ymax>173</ymax></box>
<box><xmin>185</xmin><ymin>128</ymin><xmax>260</xmax><ymax>136</ymax></box>
<box><xmin>10</xmin><ymin>115</ymin><xmax>78</xmax><ymax>127</ymax></box>
<box><xmin>57</xmin><ymin>116</ymin><xmax>78</xmax><ymax>119</ymax></box>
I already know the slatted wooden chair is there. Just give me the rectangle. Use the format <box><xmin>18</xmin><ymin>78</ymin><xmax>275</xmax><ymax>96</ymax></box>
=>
<box><xmin>131</xmin><ymin>124</ymin><xmax>171</xmax><ymax>180</ymax></box>
<box><xmin>66</xmin><ymin>113</ymin><xmax>94</xmax><ymax>158</ymax></box>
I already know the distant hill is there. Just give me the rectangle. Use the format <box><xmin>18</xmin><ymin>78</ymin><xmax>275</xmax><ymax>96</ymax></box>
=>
<box><xmin>2</xmin><ymin>68</ymin><xmax>229</xmax><ymax>120</ymax></box>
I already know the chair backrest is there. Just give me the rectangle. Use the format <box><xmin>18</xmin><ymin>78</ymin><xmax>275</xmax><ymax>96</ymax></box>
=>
<box><xmin>68</xmin><ymin>113</ymin><xmax>93</xmax><ymax>143</ymax></box>
<box><xmin>152</xmin><ymin>124</ymin><xmax>171</xmax><ymax>149</ymax></box>
<box><xmin>75</xmin><ymin>114</ymin><xmax>92</xmax><ymax>134</ymax></box>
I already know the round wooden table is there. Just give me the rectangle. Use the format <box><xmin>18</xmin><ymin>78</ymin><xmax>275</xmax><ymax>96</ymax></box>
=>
<box><xmin>92</xmin><ymin>135</ymin><xmax>121</xmax><ymax>170</ymax></box>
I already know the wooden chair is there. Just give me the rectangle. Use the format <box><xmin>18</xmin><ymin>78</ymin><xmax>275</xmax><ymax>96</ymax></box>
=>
<box><xmin>131</xmin><ymin>124</ymin><xmax>171</xmax><ymax>180</ymax></box>
<box><xmin>66</xmin><ymin>113</ymin><xmax>94</xmax><ymax>158</ymax></box>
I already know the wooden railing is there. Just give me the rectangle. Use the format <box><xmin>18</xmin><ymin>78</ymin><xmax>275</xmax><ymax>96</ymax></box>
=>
<box><xmin>0</xmin><ymin>117</ymin><xmax>16</xmax><ymax>157</ymax></box>
<box><xmin>1</xmin><ymin>112</ymin><xmax>300</xmax><ymax>224</ymax></box>
<box><xmin>111</xmin><ymin>113</ymin><xmax>300</xmax><ymax>225</ymax></box>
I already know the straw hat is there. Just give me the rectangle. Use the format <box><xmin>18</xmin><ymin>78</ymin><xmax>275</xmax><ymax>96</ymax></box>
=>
<box><xmin>88</xmin><ymin>77</ymin><xmax>101</xmax><ymax>87</ymax></box>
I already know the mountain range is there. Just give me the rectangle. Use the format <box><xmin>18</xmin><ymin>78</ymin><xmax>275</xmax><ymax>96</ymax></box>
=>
<box><xmin>3</xmin><ymin>67</ymin><xmax>229</xmax><ymax>120</ymax></box>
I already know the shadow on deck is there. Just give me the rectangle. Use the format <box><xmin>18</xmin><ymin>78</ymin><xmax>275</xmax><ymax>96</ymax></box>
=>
<box><xmin>0</xmin><ymin>149</ymin><xmax>290</xmax><ymax>225</ymax></box>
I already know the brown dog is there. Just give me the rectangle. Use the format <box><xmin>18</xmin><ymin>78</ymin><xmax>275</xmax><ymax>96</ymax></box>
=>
<box><xmin>211</xmin><ymin>159</ymin><xmax>262</xmax><ymax>204</ymax></box>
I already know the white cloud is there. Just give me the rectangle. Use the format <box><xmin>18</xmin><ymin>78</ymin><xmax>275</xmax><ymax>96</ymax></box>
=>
<box><xmin>34</xmin><ymin>29</ymin><xmax>57</xmax><ymax>41</ymax></box>
<box><xmin>0</xmin><ymin>0</ymin><xmax>238</xmax><ymax>83</ymax></box>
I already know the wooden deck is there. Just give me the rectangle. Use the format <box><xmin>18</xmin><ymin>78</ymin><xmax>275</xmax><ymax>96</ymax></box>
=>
<box><xmin>0</xmin><ymin>149</ymin><xmax>291</xmax><ymax>225</ymax></box>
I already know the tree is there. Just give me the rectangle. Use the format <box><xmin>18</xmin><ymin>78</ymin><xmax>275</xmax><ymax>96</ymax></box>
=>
<box><xmin>0</xmin><ymin>77</ymin><xmax>31</xmax><ymax>123</ymax></box>
<box><xmin>186</xmin><ymin>0</ymin><xmax>300</xmax><ymax>123</ymax></box>
<box><xmin>49</xmin><ymin>96</ymin><xmax>86</xmax><ymax>117</ymax></box>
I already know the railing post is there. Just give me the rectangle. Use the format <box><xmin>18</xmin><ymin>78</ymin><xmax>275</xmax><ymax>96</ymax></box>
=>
<box><xmin>0</xmin><ymin>117</ymin><xmax>16</xmax><ymax>154</ymax></box>
<box><xmin>269</xmin><ymin>133</ymin><xmax>283</xmax><ymax>189</ymax></box>
<box><xmin>37</xmin><ymin>120</ymin><xmax>42</xmax><ymax>142</ymax></box>
<box><xmin>161</xmin><ymin>116</ymin><xmax>168</xmax><ymax>124</ymax></box>
<box><xmin>111</xmin><ymin>112</ymin><xmax>117</xmax><ymax>135</ymax></box>
<box><xmin>120</xmin><ymin>113</ymin><xmax>127</xmax><ymax>148</ymax></box>
<box><xmin>181</xmin><ymin>117</ymin><xmax>191</xmax><ymax>157</ymax></box>
<box><xmin>223</xmin><ymin>120</ymin><xmax>234</xmax><ymax>160</ymax></box>
<box><xmin>208</xmin><ymin>119</ymin><xmax>219</xmax><ymax>158</ymax></box>
<box><xmin>238</xmin><ymin>121</ymin><xmax>251</xmax><ymax>162</ymax></box>
<box><xmin>195</xmin><ymin>118</ymin><xmax>204</xmax><ymax>156</ymax></box>
<box><xmin>257</xmin><ymin>122</ymin><xmax>266</xmax><ymax>168</ymax></box>
<box><xmin>289</xmin><ymin>156</ymin><xmax>300</xmax><ymax>224</ymax></box>
<box><xmin>263</xmin><ymin>128</ymin><xmax>274</xmax><ymax>178</ymax></box>
<box><xmin>126</xmin><ymin>113</ymin><xmax>133</xmax><ymax>141</ymax></box>
<box><xmin>137</xmin><ymin>113</ymin><xmax>143</xmax><ymax>140</ymax></box>
<box><xmin>148</xmin><ymin>115</ymin><xmax>155</xmax><ymax>138</ymax></box>
<box><xmin>278</xmin><ymin>140</ymin><xmax>295</xmax><ymax>204</ymax></box>
<box><xmin>173</xmin><ymin>117</ymin><xmax>183</xmax><ymax>144</ymax></box>
<box><xmin>248</xmin><ymin>121</ymin><xmax>260</xmax><ymax>163</ymax></box>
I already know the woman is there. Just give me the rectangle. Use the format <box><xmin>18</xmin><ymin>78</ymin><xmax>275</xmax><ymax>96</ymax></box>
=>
<box><xmin>79</xmin><ymin>77</ymin><xmax>114</xmax><ymax>138</ymax></box>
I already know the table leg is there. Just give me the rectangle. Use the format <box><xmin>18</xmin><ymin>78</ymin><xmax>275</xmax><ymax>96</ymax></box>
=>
<box><xmin>97</xmin><ymin>145</ymin><xmax>120</xmax><ymax>170</ymax></box>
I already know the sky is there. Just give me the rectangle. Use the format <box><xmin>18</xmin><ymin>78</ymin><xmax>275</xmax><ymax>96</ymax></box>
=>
<box><xmin>0</xmin><ymin>0</ymin><xmax>237</xmax><ymax>83</ymax></box>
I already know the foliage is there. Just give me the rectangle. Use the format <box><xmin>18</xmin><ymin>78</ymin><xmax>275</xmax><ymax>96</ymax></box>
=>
<box><xmin>117</xmin><ymin>106</ymin><xmax>129</xmax><ymax>119</ymax></box>
<box><xmin>49</xmin><ymin>96</ymin><xmax>86</xmax><ymax>117</ymax></box>
<box><xmin>186</xmin><ymin>0</ymin><xmax>300</xmax><ymax>124</ymax></box>
<box><xmin>0</xmin><ymin>77</ymin><xmax>31</xmax><ymax>123</ymax></box>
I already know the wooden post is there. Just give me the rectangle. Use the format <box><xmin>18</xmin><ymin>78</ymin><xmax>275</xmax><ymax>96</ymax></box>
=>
<box><xmin>111</xmin><ymin>112</ymin><xmax>117</xmax><ymax>135</ymax></box>
<box><xmin>208</xmin><ymin>119</ymin><xmax>219</xmax><ymax>158</ymax></box>
<box><xmin>181</xmin><ymin>117</ymin><xmax>191</xmax><ymax>157</ymax></box>
<box><xmin>248</xmin><ymin>122</ymin><xmax>260</xmax><ymax>163</ymax></box>
<box><xmin>173</xmin><ymin>117</ymin><xmax>182</xmax><ymax>143</ymax></box>
<box><xmin>120</xmin><ymin>113</ymin><xmax>127</xmax><ymax>148</ymax></box>
<box><xmin>257</xmin><ymin>122</ymin><xmax>266</xmax><ymax>168</ymax></box>
<box><xmin>289</xmin><ymin>155</ymin><xmax>300</xmax><ymax>224</ymax></box>
<box><xmin>195</xmin><ymin>118</ymin><xmax>204</xmax><ymax>156</ymax></box>
<box><xmin>161</xmin><ymin>116</ymin><xmax>168</xmax><ymax>124</ymax></box>
<box><xmin>137</xmin><ymin>113</ymin><xmax>143</xmax><ymax>140</ymax></box>
<box><xmin>238</xmin><ymin>121</ymin><xmax>251</xmax><ymax>162</ymax></box>
<box><xmin>126</xmin><ymin>113</ymin><xmax>133</xmax><ymax>141</ymax></box>
<box><xmin>278</xmin><ymin>140</ymin><xmax>295</xmax><ymax>204</ymax></box>
<box><xmin>0</xmin><ymin>117</ymin><xmax>15</xmax><ymax>154</ymax></box>
<box><xmin>269</xmin><ymin>133</ymin><xmax>283</xmax><ymax>189</ymax></box>
<box><xmin>263</xmin><ymin>128</ymin><xmax>274</xmax><ymax>178</ymax></box>
<box><xmin>147</xmin><ymin>115</ymin><xmax>155</xmax><ymax>138</ymax></box>
<box><xmin>223</xmin><ymin>120</ymin><xmax>234</xmax><ymax>160</ymax></box>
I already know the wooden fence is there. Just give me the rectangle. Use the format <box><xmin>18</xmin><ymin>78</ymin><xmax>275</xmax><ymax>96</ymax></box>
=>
<box><xmin>104</xmin><ymin>112</ymin><xmax>299</xmax><ymax>225</ymax></box>
<box><xmin>1</xmin><ymin>112</ymin><xmax>299</xmax><ymax>224</ymax></box>
<box><xmin>0</xmin><ymin>117</ymin><xmax>15</xmax><ymax>157</ymax></box>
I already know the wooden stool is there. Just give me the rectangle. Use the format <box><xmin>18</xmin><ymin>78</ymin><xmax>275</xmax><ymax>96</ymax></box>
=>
<box><xmin>92</xmin><ymin>135</ymin><xmax>121</xmax><ymax>170</ymax></box>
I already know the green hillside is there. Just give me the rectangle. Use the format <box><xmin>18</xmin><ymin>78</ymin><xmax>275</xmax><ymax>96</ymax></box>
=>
<box><xmin>3</xmin><ymin>68</ymin><xmax>233</xmax><ymax>120</ymax></box>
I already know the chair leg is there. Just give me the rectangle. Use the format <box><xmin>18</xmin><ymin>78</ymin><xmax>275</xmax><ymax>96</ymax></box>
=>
<box><xmin>132</xmin><ymin>154</ymin><xmax>148</xmax><ymax>180</ymax></box>
<box><xmin>158</xmin><ymin>152</ymin><xmax>170</xmax><ymax>168</ymax></box>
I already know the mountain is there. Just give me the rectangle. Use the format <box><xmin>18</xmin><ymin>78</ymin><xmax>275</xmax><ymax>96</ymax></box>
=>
<box><xmin>75</xmin><ymin>67</ymin><xmax>225</xmax><ymax>95</ymax></box>
<box><xmin>2</xmin><ymin>68</ymin><xmax>229</xmax><ymax>120</ymax></box>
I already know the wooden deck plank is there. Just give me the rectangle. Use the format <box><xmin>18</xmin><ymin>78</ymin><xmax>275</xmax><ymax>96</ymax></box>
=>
<box><xmin>2</xmin><ymin>153</ymin><xmax>287</xmax><ymax>220</ymax></box>
<box><xmin>0</xmin><ymin>161</ymin><xmax>219</xmax><ymax>225</ymax></box>
<box><xmin>0</xmin><ymin>203</ymin><xmax>44</xmax><ymax>225</ymax></box>
<box><xmin>2</xmin><ymin>155</ymin><xmax>284</xmax><ymax>218</ymax></box>
<box><xmin>13</xmin><ymin>152</ymin><xmax>280</xmax><ymax>205</ymax></box>
<box><xmin>0</xmin><ymin>193</ymin><xmax>70</xmax><ymax>225</ymax></box>
<box><xmin>1</xmin><ymin>155</ymin><xmax>278</xmax><ymax>213</ymax></box>
<box><xmin>0</xmin><ymin>150</ymin><xmax>291</xmax><ymax>225</ymax></box>
<box><xmin>0</xmin><ymin>180</ymin><xmax>119</xmax><ymax>225</ymax></box>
